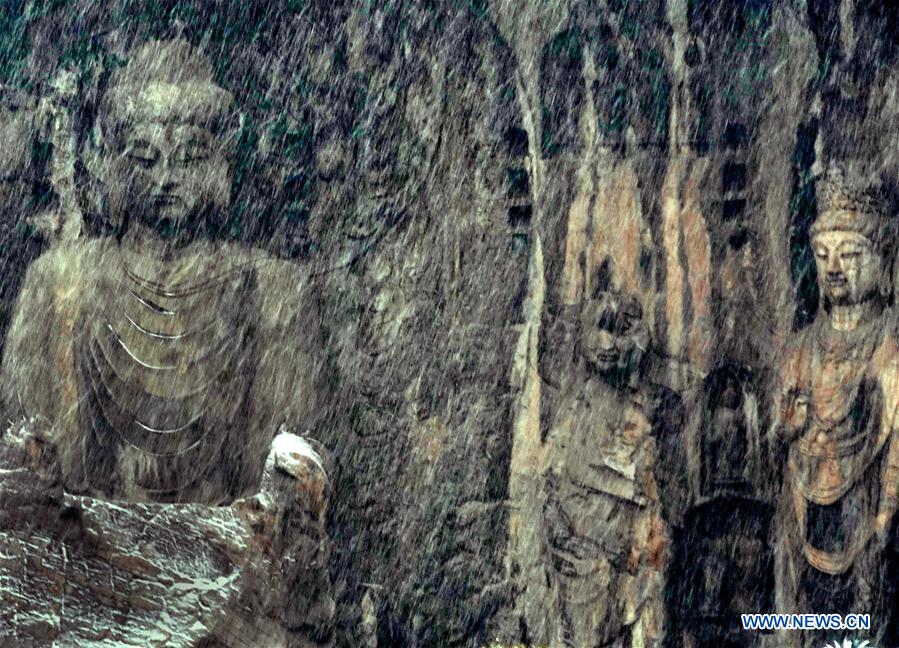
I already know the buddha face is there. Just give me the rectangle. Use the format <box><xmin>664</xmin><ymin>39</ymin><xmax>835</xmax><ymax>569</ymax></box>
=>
<box><xmin>107</xmin><ymin>91</ymin><xmax>232</xmax><ymax>242</ymax></box>
<box><xmin>580</xmin><ymin>290</ymin><xmax>649</xmax><ymax>381</ymax></box>
<box><xmin>811</xmin><ymin>228</ymin><xmax>883</xmax><ymax>306</ymax></box>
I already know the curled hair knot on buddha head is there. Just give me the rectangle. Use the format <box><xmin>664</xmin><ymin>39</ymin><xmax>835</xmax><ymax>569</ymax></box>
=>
<box><xmin>97</xmin><ymin>38</ymin><xmax>241</xmax><ymax>149</ymax></box>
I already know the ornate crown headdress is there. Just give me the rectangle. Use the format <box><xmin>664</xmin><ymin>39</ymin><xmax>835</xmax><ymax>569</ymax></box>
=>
<box><xmin>811</xmin><ymin>162</ymin><xmax>896</xmax><ymax>245</ymax></box>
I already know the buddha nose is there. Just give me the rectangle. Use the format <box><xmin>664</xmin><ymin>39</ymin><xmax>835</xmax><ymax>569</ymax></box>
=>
<box><xmin>154</xmin><ymin>157</ymin><xmax>179</xmax><ymax>193</ymax></box>
<box><xmin>825</xmin><ymin>253</ymin><xmax>843</xmax><ymax>275</ymax></box>
<box><xmin>597</xmin><ymin>330</ymin><xmax>615</xmax><ymax>351</ymax></box>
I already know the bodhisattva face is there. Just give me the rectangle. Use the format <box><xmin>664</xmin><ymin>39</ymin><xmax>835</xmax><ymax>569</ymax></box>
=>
<box><xmin>580</xmin><ymin>291</ymin><xmax>649</xmax><ymax>381</ymax></box>
<box><xmin>109</xmin><ymin>96</ymin><xmax>231</xmax><ymax>243</ymax></box>
<box><xmin>811</xmin><ymin>227</ymin><xmax>883</xmax><ymax>307</ymax></box>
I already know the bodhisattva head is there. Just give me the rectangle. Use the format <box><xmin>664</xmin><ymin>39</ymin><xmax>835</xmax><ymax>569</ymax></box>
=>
<box><xmin>579</xmin><ymin>290</ymin><xmax>649</xmax><ymax>386</ymax></box>
<box><xmin>96</xmin><ymin>39</ymin><xmax>240</xmax><ymax>245</ymax></box>
<box><xmin>811</xmin><ymin>163</ymin><xmax>897</xmax><ymax>309</ymax></box>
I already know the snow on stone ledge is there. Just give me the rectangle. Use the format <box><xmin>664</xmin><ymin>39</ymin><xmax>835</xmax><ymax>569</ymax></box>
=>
<box><xmin>272</xmin><ymin>430</ymin><xmax>326</xmax><ymax>481</ymax></box>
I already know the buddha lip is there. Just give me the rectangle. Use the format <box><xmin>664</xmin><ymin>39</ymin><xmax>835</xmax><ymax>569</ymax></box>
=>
<box><xmin>152</xmin><ymin>195</ymin><xmax>182</xmax><ymax>207</ymax></box>
<box><xmin>594</xmin><ymin>351</ymin><xmax>618</xmax><ymax>361</ymax></box>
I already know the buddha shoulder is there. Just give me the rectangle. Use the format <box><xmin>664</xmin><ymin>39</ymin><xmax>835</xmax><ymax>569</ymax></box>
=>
<box><xmin>18</xmin><ymin>238</ymin><xmax>116</xmax><ymax>298</ymax></box>
<box><xmin>248</xmin><ymin>250</ymin><xmax>317</xmax><ymax>332</ymax></box>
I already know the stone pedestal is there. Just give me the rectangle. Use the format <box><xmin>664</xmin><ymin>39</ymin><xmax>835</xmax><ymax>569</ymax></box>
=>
<box><xmin>0</xmin><ymin>428</ymin><xmax>333</xmax><ymax>647</ymax></box>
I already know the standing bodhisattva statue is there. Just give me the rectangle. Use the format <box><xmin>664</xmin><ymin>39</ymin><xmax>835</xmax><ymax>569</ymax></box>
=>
<box><xmin>773</xmin><ymin>162</ymin><xmax>899</xmax><ymax>647</ymax></box>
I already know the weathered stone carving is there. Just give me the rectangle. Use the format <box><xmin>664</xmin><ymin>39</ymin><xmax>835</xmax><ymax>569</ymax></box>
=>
<box><xmin>671</xmin><ymin>362</ymin><xmax>774</xmax><ymax>647</ymax></box>
<box><xmin>539</xmin><ymin>287</ymin><xmax>671</xmax><ymax>648</ymax></box>
<box><xmin>0</xmin><ymin>37</ymin><xmax>333</xmax><ymax>643</ymax></box>
<box><xmin>772</xmin><ymin>162</ymin><xmax>899</xmax><ymax>647</ymax></box>
<box><xmin>2</xmin><ymin>37</ymin><xmax>322</xmax><ymax>503</ymax></box>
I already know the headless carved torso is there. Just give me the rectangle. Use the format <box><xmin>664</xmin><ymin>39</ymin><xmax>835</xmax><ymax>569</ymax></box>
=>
<box><xmin>74</xmin><ymin>242</ymin><xmax>261</xmax><ymax>502</ymax></box>
<box><xmin>542</xmin><ymin>379</ymin><xmax>663</xmax><ymax>647</ymax></box>
<box><xmin>2</xmin><ymin>235</ymin><xmax>320</xmax><ymax>504</ymax></box>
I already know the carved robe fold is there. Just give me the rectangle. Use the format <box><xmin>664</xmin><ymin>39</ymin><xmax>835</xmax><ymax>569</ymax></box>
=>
<box><xmin>774</xmin><ymin>311</ymin><xmax>899</xmax><ymax>644</ymax></box>
<box><xmin>1</xmin><ymin>238</ymin><xmax>322</xmax><ymax>505</ymax></box>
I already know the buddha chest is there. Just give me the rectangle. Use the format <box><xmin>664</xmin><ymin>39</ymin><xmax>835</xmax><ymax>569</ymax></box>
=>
<box><xmin>74</xmin><ymin>252</ymin><xmax>259</xmax><ymax>501</ymax></box>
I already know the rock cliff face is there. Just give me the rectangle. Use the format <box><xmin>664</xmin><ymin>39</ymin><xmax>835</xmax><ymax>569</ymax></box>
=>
<box><xmin>1</xmin><ymin>426</ymin><xmax>332</xmax><ymax>647</ymax></box>
<box><xmin>3</xmin><ymin>1</ymin><xmax>899</xmax><ymax>646</ymax></box>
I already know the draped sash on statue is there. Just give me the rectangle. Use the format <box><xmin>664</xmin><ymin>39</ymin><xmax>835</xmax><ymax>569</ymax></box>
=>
<box><xmin>784</xmin><ymin>312</ymin><xmax>898</xmax><ymax>575</ymax></box>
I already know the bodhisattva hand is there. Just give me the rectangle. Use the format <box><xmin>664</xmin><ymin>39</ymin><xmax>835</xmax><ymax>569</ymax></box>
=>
<box><xmin>779</xmin><ymin>387</ymin><xmax>810</xmax><ymax>442</ymax></box>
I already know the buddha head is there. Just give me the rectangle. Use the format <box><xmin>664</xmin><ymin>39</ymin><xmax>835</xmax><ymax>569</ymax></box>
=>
<box><xmin>94</xmin><ymin>39</ymin><xmax>240</xmax><ymax>245</ymax></box>
<box><xmin>811</xmin><ymin>162</ymin><xmax>898</xmax><ymax>308</ymax></box>
<box><xmin>579</xmin><ymin>288</ymin><xmax>649</xmax><ymax>386</ymax></box>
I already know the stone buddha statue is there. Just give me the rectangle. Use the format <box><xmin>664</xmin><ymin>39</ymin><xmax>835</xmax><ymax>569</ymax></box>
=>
<box><xmin>773</xmin><ymin>162</ymin><xmax>899</xmax><ymax>647</ymax></box>
<box><xmin>0</xmin><ymin>39</ymin><xmax>323</xmax><ymax>506</ymax></box>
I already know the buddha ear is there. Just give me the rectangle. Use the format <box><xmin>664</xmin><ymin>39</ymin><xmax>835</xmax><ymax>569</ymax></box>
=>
<box><xmin>220</xmin><ymin>109</ymin><xmax>246</xmax><ymax>159</ymax></box>
<box><xmin>83</xmin><ymin>122</ymin><xmax>107</xmax><ymax>181</ymax></box>
<box><xmin>83</xmin><ymin>121</ymin><xmax>127</xmax><ymax>231</ymax></box>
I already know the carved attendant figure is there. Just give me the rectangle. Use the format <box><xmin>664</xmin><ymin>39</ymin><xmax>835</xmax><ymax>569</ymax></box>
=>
<box><xmin>773</xmin><ymin>163</ymin><xmax>899</xmax><ymax>646</ymax></box>
<box><xmin>673</xmin><ymin>363</ymin><xmax>773</xmax><ymax>647</ymax></box>
<box><xmin>542</xmin><ymin>287</ymin><xmax>670</xmax><ymax>648</ymax></box>
<box><xmin>1</xmin><ymin>39</ymin><xmax>322</xmax><ymax>505</ymax></box>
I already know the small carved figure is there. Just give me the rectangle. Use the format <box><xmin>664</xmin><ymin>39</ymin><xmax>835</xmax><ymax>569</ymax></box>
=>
<box><xmin>541</xmin><ymin>287</ymin><xmax>671</xmax><ymax>648</ymax></box>
<box><xmin>772</xmin><ymin>162</ymin><xmax>899</xmax><ymax>647</ymax></box>
<box><xmin>672</xmin><ymin>362</ymin><xmax>774</xmax><ymax>647</ymax></box>
<box><xmin>692</xmin><ymin>363</ymin><xmax>763</xmax><ymax>501</ymax></box>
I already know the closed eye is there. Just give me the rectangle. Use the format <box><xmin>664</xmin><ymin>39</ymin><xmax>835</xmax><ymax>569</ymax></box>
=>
<box><xmin>176</xmin><ymin>155</ymin><xmax>207</xmax><ymax>166</ymax></box>
<box><xmin>127</xmin><ymin>153</ymin><xmax>156</xmax><ymax>169</ymax></box>
<box><xmin>177</xmin><ymin>140</ymin><xmax>210</xmax><ymax>165</ymax></box>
